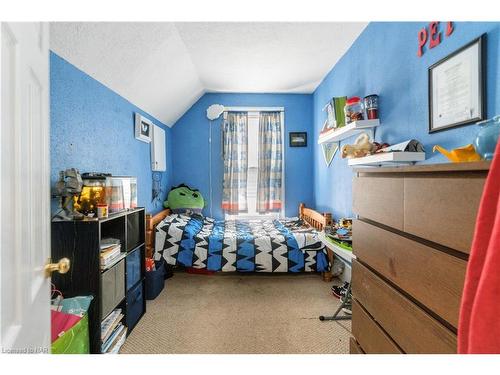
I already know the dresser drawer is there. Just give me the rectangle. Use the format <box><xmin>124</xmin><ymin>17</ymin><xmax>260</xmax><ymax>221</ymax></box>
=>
<box><xmin>404</xmin><ymin>176</ymin><xmax>485</xmax><ymax>253</ymax></box>
<box><xmin>352</xmin><ymin>299</ymin><xmax>402</xmax><ymax>354</ymax></box>
<box><xmin>352</xmin><ymin>260</ymin><xmax>457</xmax><ymax>353</ymax></box>
<box><xmin>349</xmin><ymin>337</ymin><xmax>365</xmax><ymax>354</ymax></box>
<box><xmin>353</xmin><ymin>176</ymin><xmax>404</xmax><ymax>230</ymax></box>
<box><xmin>353</xmin><ymin>220</ymin><xmax>466</xmax><ymax>328</ymax></box>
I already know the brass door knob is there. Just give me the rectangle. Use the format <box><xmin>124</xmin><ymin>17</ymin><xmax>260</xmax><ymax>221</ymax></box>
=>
<box><xmin>45</xmin><ymin>258</ymin><xmax>70</xmax><ymax>277</ymax></box>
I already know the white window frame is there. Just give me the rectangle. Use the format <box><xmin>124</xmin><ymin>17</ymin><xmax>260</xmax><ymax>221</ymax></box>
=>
<box><xmin>224</xmin><ymin>107</ymin><xmax>285</xmax><ymax>221</ymax></box>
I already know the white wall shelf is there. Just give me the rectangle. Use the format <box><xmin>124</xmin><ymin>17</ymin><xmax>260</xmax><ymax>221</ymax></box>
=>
<box><xmin>317</xmin><ymin>119</ymin><xmax>380</xmax><ymax>144</ymax></box>
<box><xmin>347</xmin><ymin>151</ymin><xmax>426</xmax><ymax>167</ymax></box>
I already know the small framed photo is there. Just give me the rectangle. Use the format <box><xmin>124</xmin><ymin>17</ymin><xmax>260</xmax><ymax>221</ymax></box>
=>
<box><xmin>428</xmin><ymin>34</ymin><xmax>486</xmax><ymax>133</ymax></box>
<box><xmin>289</xmin><ymin>132</ymin><xmax>307</xmax><ymax>147</ymax></box>
<box><xmin>135</xmin><ymin>113</ymin><xmax>153</xmax><ymax>143</ymax></box>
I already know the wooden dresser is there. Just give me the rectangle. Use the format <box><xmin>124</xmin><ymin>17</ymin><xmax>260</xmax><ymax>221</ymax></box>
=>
<box><xmin>350</xmin><ymin>161</ymin><xmax>490</xmax><ymax>354</ymax></box>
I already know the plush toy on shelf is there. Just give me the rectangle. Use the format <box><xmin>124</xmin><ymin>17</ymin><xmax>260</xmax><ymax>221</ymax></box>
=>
<box><xmin>341</xmin><ymin>132</ymin><xmax>378</xmax><ymax>159</ymax></box>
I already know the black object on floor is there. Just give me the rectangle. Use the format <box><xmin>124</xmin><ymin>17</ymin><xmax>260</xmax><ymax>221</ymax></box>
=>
<box><xmin>320</xmin><ymin>283</ymin><xmax>352</xmax><ymax>321</ymax></box>
<box><xmin>331</xmin><ymin>281</ymin><xmax>349</xmax><ymax>299</ymax></box>
<box><xmin>164</xmin><ymin>264</ymin><xmax>174</xmax><ymax>279</ymax></box>
<box><xmin>145</xmin><ymin>259</ymin><xmax>166</xmax><ymax>300</ymax></box>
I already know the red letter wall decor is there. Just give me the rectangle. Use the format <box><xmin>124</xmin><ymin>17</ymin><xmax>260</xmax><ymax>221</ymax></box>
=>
<box><xmin>417</xmin><ymin>22</ymin><xmax>455</xmax><ymax>57</ymax></box>
<box><xmin>446</xmin><ymin>21</ymin><xmax>454</xmax><ymax>36</ymax></box>
<box><xmin>429</xmin><ymin>21</ymin><xmax>441</xmax><ymax>49</ymax></box>
<box><xmin>417</xmin><ymin>27</ymin><xmax>428</xmax><ymax>57</ymax></box>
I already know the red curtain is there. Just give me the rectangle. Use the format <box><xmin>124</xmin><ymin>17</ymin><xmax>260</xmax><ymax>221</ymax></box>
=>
<box><xmin>458</xmin><ymin>141</ymin><xmax>500</xmax><ymax>353</ymax></box>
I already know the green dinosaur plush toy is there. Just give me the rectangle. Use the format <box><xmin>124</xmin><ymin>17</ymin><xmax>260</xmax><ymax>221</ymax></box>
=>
<box><xmin>163</xmin><ymin>184</ymin><xmax>205</xmax><ymax>214</ymax></box>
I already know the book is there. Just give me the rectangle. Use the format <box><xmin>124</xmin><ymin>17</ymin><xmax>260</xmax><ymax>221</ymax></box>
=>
<box><xmin>321</xmin><ymin>96</ymin><xmax>347</xmax><ymax>133</ymax></box>
<box><xmin>101</xmin><ymin>309</ymin><xmax>122</xmax><ymax>340</ymax></box>
<box><xmin>326</xmin><ymin>102</ymin><xmax>336</xmax><ymax>128</ymax></box>
<box><xmin>103</xmin><ymin>314</ymin><xmax>123</xmax><ymax>342</ymax></box>
<box><xmin>105</xmin><ymin>327</ymin><xmax>127</xmax><ymax>354</ymax></box>
<box><xmin>103</xmin><ymin>324</ymin><xmax>127</xmax><ymax>353</ymax></box>
<box><xmin>101</xmin><ymin>244</ymin><xmax>121</xmax><ymax>259</ymax></box>
<box><xmin>100</xmin><ymin>238</ymin><xmax>120</xmax><ymax>251</ymax></box>
<box><xmin>101</xmin><ymin>323</ymin><xmax>125</xmax><ymax>353</ymax></box>
<box><xmin>101</xmin><ymin>308</ymin><xmax>122</xmax><ymax>338</ymax></box>
<box><xmin>100</xmin><ymin>245</ymin><xmax>122</xmax><ymax>268</ymax></box>
<box><xmin>100</xmin><ymin>255</ymin><xmax>122</xmax><ymax>269</ymax></box>
<box><xmin>333</xmin><ymin>96</ymin><xmax>347</xmax><ymax>128</ymax></box>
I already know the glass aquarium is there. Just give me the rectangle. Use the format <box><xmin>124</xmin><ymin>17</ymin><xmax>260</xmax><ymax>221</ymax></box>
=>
<box><xmin>74</xmin><ymin>175</ymin><xmax>109</xmax><ymax>216</ymax></box>
<box><xmin>74</xmin><ymin>175</ymin><xmax>138</xmax><ymax>216</ymax></box>
<box><xmin>107</xmin><ymin>176</ymin><xmax>138</xmax><ymax>213</ymax></box>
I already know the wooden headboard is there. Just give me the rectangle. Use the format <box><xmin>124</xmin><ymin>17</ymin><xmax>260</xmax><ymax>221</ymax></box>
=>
<box><xmin>299</xmin><ymin>203</ymin><xmax>334</xmax><ymax>282</ymax></box>
<box><xmin>145</xmin><ymin>208</ymin><xmax>171</xmax><ymax>258</ymax></box>
<box><xmin>145</xmin><ymin>204</ymin><xmax>332</xmax><ymax>258</ymax></box>
<box><xmin>299</xmin><ymin>203</ymin><xmax>332</xmax><ymax>231</ymax></box>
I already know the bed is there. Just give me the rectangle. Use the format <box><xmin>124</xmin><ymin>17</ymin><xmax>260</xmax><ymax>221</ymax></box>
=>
<box><xmin>146</xmin><ymin>203</ymin><xmax>333</xmax><ymax>280</ymax></box>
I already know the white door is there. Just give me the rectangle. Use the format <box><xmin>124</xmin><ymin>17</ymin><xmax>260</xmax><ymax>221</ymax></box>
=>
<box><xmin>1</xmin><ymin>22</ymin><xmax>51</xmax><ymax>353</ymax></box>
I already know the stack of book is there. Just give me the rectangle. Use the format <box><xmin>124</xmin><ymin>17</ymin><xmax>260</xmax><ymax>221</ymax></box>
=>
<box><xmin>101</xmin><ymin>308</ymin><xmax>127</xmax><ymax>354</ymax></box>
<box><xmin>100</xmin><ymin>238</ymin><xmax>121</xmax><ymax>269</ymax></box>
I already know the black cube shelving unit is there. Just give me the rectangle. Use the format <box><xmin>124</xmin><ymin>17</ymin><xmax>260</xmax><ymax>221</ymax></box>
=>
<box><xmin>51</xmin><ymin>208</ymin><xmax>146</xmax><ymax>354</ymax></box>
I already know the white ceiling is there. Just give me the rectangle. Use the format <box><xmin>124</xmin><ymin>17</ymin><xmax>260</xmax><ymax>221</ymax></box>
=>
<box><xmin>50</xmin><ymin>22</ymin><xmax>367</xmax><ymax>126</ymax></box>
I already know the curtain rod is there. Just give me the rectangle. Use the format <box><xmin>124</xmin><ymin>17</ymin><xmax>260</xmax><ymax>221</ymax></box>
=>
<box><xmin>224</xmin><ymin>106</ymin><xmax>284</xmax><ymax>112</ymax></box>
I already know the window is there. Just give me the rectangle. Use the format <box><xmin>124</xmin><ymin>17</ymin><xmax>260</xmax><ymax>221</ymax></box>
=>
<box><xmin>224</xmin><ymin>110</ymin><xmax>284</xmax><ymax>220</ymax></box>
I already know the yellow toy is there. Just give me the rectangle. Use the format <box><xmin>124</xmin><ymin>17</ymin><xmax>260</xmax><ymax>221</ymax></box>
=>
<box><xmin>432</xmin><ymin>144</ymin><xmax>482</xmax><ymax>163</ymax></box>
<box><xmin>341</xmin><ymin>132</ymin><xmax>377</xmax><ymax>159</ymax></box>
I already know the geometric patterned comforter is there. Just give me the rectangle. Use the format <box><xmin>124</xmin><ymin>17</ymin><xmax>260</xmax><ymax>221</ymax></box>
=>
<box><xmin>154</xmin><ymin>213</ymin><xmax>329</xmax><ymax>273</ymax></box>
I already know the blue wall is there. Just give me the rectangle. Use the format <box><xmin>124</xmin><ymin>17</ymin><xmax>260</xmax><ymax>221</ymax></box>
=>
<box><xmin>313</xmin><ymin>22</ymin><xmax>500</xmax><ymax>219</ymax></box>
<box><xmin>50</xmin><ymin>52</ymin><xmax>172</xmax><ymax>214</ymax></box>
<box><xmin>171</xmin><ymin>93</ymin><xmax>314</xmax><ymax>220</ymax></box>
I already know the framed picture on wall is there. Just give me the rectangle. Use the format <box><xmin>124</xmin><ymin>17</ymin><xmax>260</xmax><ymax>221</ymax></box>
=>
<box><xmin>135</xmin><ymin>113</ymin><xmax>153</xmax><ymax>143</ymax></box>
<box><xmin>289</xmin><ymin>132</ymin><xmax>307</xmax><ymax>147</ymax></box>
<box><xmin>428</xmin><ymin>34</ymin><xmax>486</xmax><ymax>133</ymax></box>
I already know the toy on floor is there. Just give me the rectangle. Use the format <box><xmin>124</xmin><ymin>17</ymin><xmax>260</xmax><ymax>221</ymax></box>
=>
<box><xmin>331</xmin><ymin>281</ymin><xmax>350</xmax><ymax>299</ymax></box>
<box><xmin>163</xmin><ymin>184</ymin><xmax>205</xmax><ymax>214</ymax></box>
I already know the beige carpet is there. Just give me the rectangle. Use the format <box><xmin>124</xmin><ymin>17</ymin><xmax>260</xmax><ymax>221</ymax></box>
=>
<box><xmin>121</xmin><ymin>273</ymin><xmax>351</xmax><ymax>354</ymax></box>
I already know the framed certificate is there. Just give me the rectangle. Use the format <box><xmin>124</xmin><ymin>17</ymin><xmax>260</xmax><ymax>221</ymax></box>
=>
<box><xmin>428</xmin><ymin>34</ymin><xmax>486</xmax><ymax>133</ymax></box>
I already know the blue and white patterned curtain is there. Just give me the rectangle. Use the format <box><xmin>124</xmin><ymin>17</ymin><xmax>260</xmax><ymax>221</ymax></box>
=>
<box><xmin>257</xmin><ymin>112</ymin><xmax>283</xmax><ymax>214</ymax></box>
<box><xmin>222</xmin><ymin>112</ymin><xmax>248</xmax><ymax>214</ymax></box>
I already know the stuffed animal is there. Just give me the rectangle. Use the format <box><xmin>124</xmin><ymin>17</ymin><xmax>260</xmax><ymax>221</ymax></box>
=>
<box><xmin>163</xmin><ymin>184</ymin><xmax>205</xmax><ymax>214</ymax></box>
<box><xmin>341</xmin><ymin>132</ymin><xmax>378</xmax><ymax>159</ymax></box>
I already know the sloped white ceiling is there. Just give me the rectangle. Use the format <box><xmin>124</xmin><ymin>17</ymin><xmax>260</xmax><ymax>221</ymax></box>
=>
<box><xmin>50</xmin><ymin>22</ymin><xmax>367</xmax><ymax>126</ymax></box>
